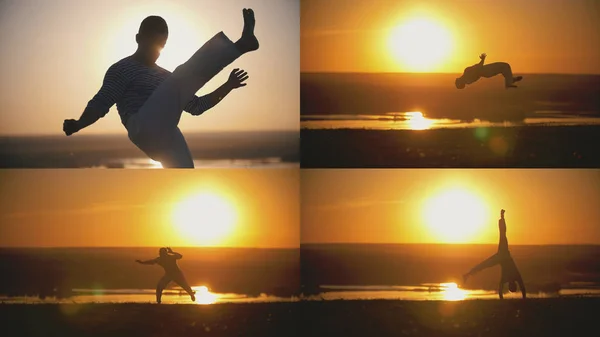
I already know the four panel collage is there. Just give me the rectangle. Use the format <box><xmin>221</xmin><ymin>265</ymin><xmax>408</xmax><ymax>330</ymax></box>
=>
<box><xmin>1</xmin><ymin>1</ymin><xmax>599</xmax><ymax>336</ymax></box>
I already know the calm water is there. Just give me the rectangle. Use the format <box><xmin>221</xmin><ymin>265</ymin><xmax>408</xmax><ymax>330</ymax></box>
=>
<box><xmin>1</xmin><ymin>286</ymin><xmax>299</xmax><ymax>305</ymax></box>
<box><xmin>301</xmin><ymin>111</ymin><xmax>600</xmax><ymax>130</ymax></box>
<box><xmin>304</xmin><ymin>282</ymin><xmax>600</xmax><ymax>301</ymax></box>
<box><xmin>5</xmin><ymin>283</ymin><xmax>598</xmax><ymax>304</ymax></box>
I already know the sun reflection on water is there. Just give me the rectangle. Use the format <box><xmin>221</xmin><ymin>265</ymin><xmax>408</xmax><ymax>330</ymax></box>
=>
<box><xmin>192</xmin><ymin>286</ymin><xmax>218</xmax><ymax>305</ymax></box>
<box><xmin>441</xmin><ymin>282</ymin><xmax>467</xmax><ymax>301</ymax></box>
<box><xmin>406</xmin><ymin>111</ymin><xmax>434</xmax><ymax>130</ymax></box>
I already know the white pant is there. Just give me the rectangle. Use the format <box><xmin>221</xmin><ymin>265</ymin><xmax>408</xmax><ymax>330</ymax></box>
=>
<box><xmin>126</xmin><ymin>32</ymin><xmax>241</xmax><ymax>168</ymax></box>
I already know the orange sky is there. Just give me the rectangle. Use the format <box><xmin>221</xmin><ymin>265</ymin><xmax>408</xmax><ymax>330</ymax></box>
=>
<box><xmin>0</xmin><ymin>169</ymin><xmax>299</xmax><ymax>248</ymax></box>
<box><xmin>301</xmin><ymin>169</ymin><xmax>600</xmax><ymax>245</ymax></box>
<box><xmin>0</xmin><ymin>0</ymin><xmax>299</xmax><ymax>136</ymax></box>
<box><xmin>301</xmin><ymin>0</ymin><xmax>600</xmax><ymax>73</ymax></box>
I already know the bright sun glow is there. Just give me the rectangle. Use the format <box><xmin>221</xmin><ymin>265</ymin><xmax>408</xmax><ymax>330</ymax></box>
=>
<box><xmin>192</xmin><ymin>285</ymin><xmax>218</xmax><ymax>305</ymax></box>
<box><xmin>104</xmin><ymin>8</ymin><xmax>203</xmax><ymax>73</ymax></box>
<box><xmin>389</xmin><ymin>17</ymin><xmax>453</xmax><ymax>72</ymax></box>
<box><xmin>173</xmin><ymin>192</ymin><xmax>237</xmax><ymax>246</ymax></box>
<box><xmin>423</xmin><ymin>187</ymin><xmax>488</xmax><ymax>243</ymax></box>
<box><xmin>441</xmin><ymin>282</ymin><xmax>467</xmax><ymax>301</ymax></box>
<box><xmin>406</xmin><ymin>111</ymin><xmax>434</xmax><ymax>130</ymax></box>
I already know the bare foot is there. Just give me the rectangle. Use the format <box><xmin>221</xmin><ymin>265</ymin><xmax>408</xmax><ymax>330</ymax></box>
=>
<box><xmin>237</xmin><ymin>8</ymin><xmax>259</xmax><ymax>53</ymax></box>
<box><xmin>506</xmin><ymin>85</ymin><xmax>518</xmax><ymax>89</ymax></box>
<box><xmin>513</xmin><ymin>76</ymin><xmax>523</xmax><ymax>83</ymax></box>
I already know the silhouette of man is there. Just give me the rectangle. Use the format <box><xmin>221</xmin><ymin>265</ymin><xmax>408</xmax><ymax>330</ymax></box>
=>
<box><xmin>455</xmin><ymin>53</ymin><xmax>523</xmax><ymax>89</ymax></box>
<box><xmin>463</xmin><ymin>209</ymin><xmax>526</xmax><ymax>299</ymax></box>
<box><xmin>136</xmin><ymin>247</ymin><xmax>196</xmax><ymax>303</ymax></box>
<box><xmin>64</xmin><ymin>9</ymin><xmax>259</xmax><ymax>168</ymax></box>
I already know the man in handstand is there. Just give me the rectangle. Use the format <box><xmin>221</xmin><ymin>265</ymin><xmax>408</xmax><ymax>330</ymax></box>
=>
<box><xmin>64</xmin><ymin>9</ymin><xmax>259</xmax><ymax>168</ymax></box>
<box><xmin>455</xmin><ymin>53</ymin><xmax>523</xmax><ymax>89</ymax></box>
<box><xmin>136</xmin><ymin>247</ymin><xmax>196</xmax><ymax>303</ymax></box>
<box><xmin>463</xmin><ymin>209</ymin><xmax>527</xmax><ymax>299</ymax></box>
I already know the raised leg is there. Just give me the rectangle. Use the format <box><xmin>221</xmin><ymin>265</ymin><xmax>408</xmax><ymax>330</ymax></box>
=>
<box><xmin>136</xmin><ymin>31</ymin><xmax>242</xmax><ymax>138</ymax></box>
<box><xmin>464</xmin><ymin>253</ymin><xmax>501</xmax><ymax>283</ymax></box>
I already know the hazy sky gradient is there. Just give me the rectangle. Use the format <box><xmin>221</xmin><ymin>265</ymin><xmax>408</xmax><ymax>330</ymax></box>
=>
<box><xmin>0</xmin><ymin>169</ymin><xmax>300</xmax><ymax>248</ymax></box>
<box><xmin>302</xmin><ymin>169</ymin><xmax>600</xmax><ymax>245</ymax></box>
<box><xmin>0</xmin><ymin>0</ymin><xmax>299</xmax><ymax>135</ymax></box>
<box><xmin>301</xmin><ymin>0</ymin><xmax>600</xmax><ymax>73</ymax></box>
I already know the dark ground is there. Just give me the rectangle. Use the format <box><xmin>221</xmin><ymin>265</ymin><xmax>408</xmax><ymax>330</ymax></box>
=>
<box><xmin>300</xmin><ymin>125</ymin><xmax>600</xmax><ymax>168</ymax></box>
<box><xmin>1</xmin><ymin>299</ymin><xmax>599</xmax><ymax>337</ymax></box>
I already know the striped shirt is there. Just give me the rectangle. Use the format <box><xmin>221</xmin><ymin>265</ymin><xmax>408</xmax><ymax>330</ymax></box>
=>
<box><xmin>87</xmin><ymin>56</ymin><xmax>211</xmax><ymax>126</ymax></box>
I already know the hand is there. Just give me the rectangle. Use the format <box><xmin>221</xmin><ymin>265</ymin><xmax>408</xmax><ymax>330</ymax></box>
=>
<box><xmin>227</xmin><ymin>68</ymin><xmax>249</xmax><ymax>89</ymax></box>
<box><xmin>166</xmin><ymin>247</ymin><xmax>173</xmax><ymax>253</ymax></box>
<box><xmin>135</xmin><ymin>260</ymin><xmax>143</xmax><ymax>264</ymax></box>
<box><xmin>63</xmin><ymin>119</ymin><xmax>80</xmax><ymax>136</ymax></box>
<box><xmin>480</xmin><ymin>53</ymin><xmax>487</xmax><ymax>60</ymax></box>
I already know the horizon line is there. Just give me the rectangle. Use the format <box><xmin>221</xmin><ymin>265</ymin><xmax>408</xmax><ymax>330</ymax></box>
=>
<box><xmin>300</xmin><ymin>71</ymin><xmax>600</xmax><ymax>76</ymax></box>
<box><xmin>0</xmin><ymin>129</ymin><xmax>300</xmax><ymax>138</ymax></box>
<box><xmin>300</xmin><ymin>242</ymin><xmax>600</xmax><ymax>246</ymax></box>
<box><xmin>0</xmin><ymin>246</ymin><xmax>301</xmax><ymax>249</ymax></box>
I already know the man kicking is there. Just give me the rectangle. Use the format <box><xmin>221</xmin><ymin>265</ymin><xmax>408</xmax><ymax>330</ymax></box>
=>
<box><xmin>455</xmin><ymin>53</ymin><xmax>523</xmax><ymax>89</ymax></box>
<box><xmin>136</xmin><ymin>247</ymin><xmax>196</xmax><ymax>303</ymax></box>
<box><xmin>463</xmin><ymin>209</ymin><xmax>527</xmax><ymax>299</ymax></box>
<box><xmin>63</xmin><ymin>9</ymin><xmax>259</xmax><ymax>168</ymax></box>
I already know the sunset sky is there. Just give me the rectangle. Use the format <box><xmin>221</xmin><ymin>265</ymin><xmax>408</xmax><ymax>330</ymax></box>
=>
<box><xmin>301</xmin><ymin>0</ymin><xmax>600</xmax><ymax>74</ymax></box>
<box><xmin>0</xmin><ymin>0</ymin><xmax>299</xmax><ymax>136</ymax></box>
<box><xmin>0</xmin><ymin>169</ymin><xmax>299</xmax><ymax>248</ymax></box>
<box><xmin>301</xmin><ymin>169</ymin><xmax>600</xmax><ymax>245</ymax></box>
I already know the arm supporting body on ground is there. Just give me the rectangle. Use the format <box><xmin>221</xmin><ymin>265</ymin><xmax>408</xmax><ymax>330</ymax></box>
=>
<box><xmin>518</xmin><ymin>277</ymin><xmax>527</xmax><ymax>299</ymax></box>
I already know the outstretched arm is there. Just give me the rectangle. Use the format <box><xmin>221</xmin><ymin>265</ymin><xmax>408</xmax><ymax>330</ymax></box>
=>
<box><xmin>64</xmin><ymin>64</ymin><xmax>128</xmax><ymax>135</ymax></box>
<box><xmin>136</xmin><ymin>258</ymin><xmax>158</xmax><ymax>265</ymax></box>
<box><xmin>184</xmin><ymin>68</ymin><xmax>249</xmax><ymax>116</ymax></box>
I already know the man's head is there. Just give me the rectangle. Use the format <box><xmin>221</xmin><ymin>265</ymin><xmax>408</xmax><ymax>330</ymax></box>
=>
<box><xmin>159</xmin><ymin>247</ymin><xmax>168</xmax><ymax>257</ymax></box>
<box><xmin>508</xmin><ymin>280</ymin><xmax>517</xmax><ymax>293</ymax></box>
<box><xmin>455</xmin><ymin>77</ymin><xmax>466</xmax><ymax>89</ymax></box>
<box><xmin>136</xmin><ymin>16</ymin><xmax>169</xmax><ymax>62</ymax></box>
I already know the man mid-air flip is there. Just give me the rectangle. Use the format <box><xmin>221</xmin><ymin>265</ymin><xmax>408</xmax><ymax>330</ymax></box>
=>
<box><xmin>63</xmin><ymin>9</ymin><xmax>259</xmax><ymax>168</ymax></box>
<box><xmin>455</xmin><ymin>53</ymin><xmax>523</xmax><ymax>89</ymax></box>
<box><xmin>462</xmin><ymin>209</ymin><xmax>526</xmax><ymax>299</ymax></box>
<box><xmin>136</xmin><ymin>247</ymin><xmax>196</xmax><ymax>303</ymax></box>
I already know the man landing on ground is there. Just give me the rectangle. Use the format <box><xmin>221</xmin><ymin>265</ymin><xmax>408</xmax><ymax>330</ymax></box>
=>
<box><xmin>455</xmin><ymin>53</ymin><xmax>523</xmax><ymax>89</ymax></box>
<box><xmin>136</xmin><ymin>247</ymin><xmax>196</xmax><ymax>303</ymax></box>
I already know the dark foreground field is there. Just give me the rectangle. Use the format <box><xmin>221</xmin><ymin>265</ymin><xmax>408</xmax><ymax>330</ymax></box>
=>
<box><xmin>0</xmin><ymin>303</ymin><xmax>300</xmax><ymax>337</ymax></box>
<box><xmin>301</xmin><ymin>298</ymin><xmax>600</xmax><ymax>337</ymax></box>
<box><xmin>301</xmin><ymin>125</ymin><xmax>600</xmax><ymax>168</ymax></box>
<box><xmin>2</xmin><ymin>299</ymin><xmax>599</xmax><ymax>337</ymax></box>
